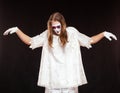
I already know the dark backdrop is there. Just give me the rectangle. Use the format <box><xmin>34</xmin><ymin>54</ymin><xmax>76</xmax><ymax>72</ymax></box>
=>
<box><xmin>0</xmin><ymin>0</ymin><xmax>120</xmax><ymax>93</ymax></box>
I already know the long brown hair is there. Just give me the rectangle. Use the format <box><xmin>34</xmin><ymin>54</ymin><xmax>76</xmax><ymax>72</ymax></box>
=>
<box><xmin>47</xmin><ymin>12</ymin><xmax>68</xmax><ymax>47</ymax></box>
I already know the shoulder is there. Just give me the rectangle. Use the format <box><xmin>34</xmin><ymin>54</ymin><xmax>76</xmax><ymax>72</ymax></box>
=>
<box><xmin>39</xmin><ymin>29</ymin><xmax>48</xmax><ymax>36</ymax></box>
<box><xmin>66</xmin><ymin>26</ymin><xmax>78</xmax><ymax>31</ymax></box>
<box><xmin>66</xmin><ymin>26</ymin><xmax>79</xmax><ymax>35</ymax></box>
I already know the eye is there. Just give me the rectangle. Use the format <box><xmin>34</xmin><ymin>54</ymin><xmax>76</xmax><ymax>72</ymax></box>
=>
<box><xmin>52</xmin><ymin>26</ymin><xmax>56</xmax><ymax>29</ymax></box>
<box><xmin>57</xmin><ymin>25</ymin><xmax>61</xmax><ymax>29</ymax></box>
<box><xmin>52</xmin><ymin>25</ymin><xmax>61</xmax><ymax>29</ymax></box>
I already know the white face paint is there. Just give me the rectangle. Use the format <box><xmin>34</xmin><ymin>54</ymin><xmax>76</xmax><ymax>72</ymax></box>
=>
<box><xmin>52</xmin><ymin>23</ymin><xmax>61</xmax><ymax>34</ymax></box>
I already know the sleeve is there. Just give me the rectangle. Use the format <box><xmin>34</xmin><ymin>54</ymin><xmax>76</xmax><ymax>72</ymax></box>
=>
<box><xmin>68</xmin><ymin>27</ymin><xmax>92</xmax><ymax>49</ymax></box>
<box><xmin>29</xmin><ymin>31</ymin><xmax>47</xmax><ymax>50</ymax></box>
<box><xmin>77</xmin><ymin>32</ymin><xmax>92</xmax><ymax>49</ymax></box>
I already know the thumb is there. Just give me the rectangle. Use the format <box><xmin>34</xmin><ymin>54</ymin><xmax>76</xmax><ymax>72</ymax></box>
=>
<box><xmin>107</xmin><ymin>37</ymin><xmax>112</xmax><ymax>41</ymax></box>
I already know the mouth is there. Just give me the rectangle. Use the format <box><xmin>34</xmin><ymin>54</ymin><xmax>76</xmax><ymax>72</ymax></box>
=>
<box><xmin>56</xmin><ymin>31</ymin><xmax>60</xmax><ymax>34</ymax></box>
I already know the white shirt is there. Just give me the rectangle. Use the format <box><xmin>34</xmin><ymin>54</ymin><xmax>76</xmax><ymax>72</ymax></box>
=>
<box><xmin>29</xmin><ymin>26</ymin><xmax>92</xmax><ymax>88</ymax></box>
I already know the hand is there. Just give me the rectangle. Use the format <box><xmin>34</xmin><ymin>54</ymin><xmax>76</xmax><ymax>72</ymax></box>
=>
<box><xmin>3</xmin><ymin>27</ymin><xmax>19</xmax><ymax>35</ymax></box>
<box><xmin>103</xmin><ymin>31</ymin><xmax>117</xmax><ymax>41</ymax></box>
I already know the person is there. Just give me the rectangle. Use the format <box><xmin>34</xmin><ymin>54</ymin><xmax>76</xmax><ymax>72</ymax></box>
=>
<box><xmin>3</xmin><ymin>12</ymin><xmax>117</xmax><ymax>93</ymax></box>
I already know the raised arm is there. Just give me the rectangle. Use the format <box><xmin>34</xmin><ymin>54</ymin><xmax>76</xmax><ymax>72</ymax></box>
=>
<box><xmin>3</xmin><ymin>27</ymin><xmax>31</xmax><ymax>45</ymax></box>
<box><xmin>90</xmin><ymin>31</ymin><xmax>117</xmax><ymax>44</ymax></box>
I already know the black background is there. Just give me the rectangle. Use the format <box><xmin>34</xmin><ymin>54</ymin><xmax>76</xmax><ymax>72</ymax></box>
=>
<box><xmin>0</xmin><ymin>0</ymin><xmax>120</xmax><ymax>93</ymax></box>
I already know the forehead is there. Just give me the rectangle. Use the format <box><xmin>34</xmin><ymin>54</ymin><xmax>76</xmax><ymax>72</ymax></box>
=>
<box><xmin>52</xmin><ymin>21</ymin><xmax>61</xmax><ymax>26</ymax></box>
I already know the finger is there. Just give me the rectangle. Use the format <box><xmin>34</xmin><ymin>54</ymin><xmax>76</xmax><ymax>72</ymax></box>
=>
<box><xmin>107</xmin><ymin>36</ymin><xmax>112</xmax><ymax>41</ymax></box>
<box><xmin>3</xmin><ymin>31</ymin><xmax>9</xmax><ymax>35</ymax></box>
<box><xmin>111</xmin><ymin>34</ymin><xmax>117</xmax><ymax>40</ymax></box>
<box><xmin>10</xmin><ymin>31</ymin><xmax>13</xmax><ymax>34</ymax></box>
<box><xmin>3</xmin><ymin>29</ymin><xmax>11</xmax><ymax>35</ymax></box>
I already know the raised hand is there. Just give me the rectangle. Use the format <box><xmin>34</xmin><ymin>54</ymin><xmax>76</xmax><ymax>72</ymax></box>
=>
<box><xmin>3</xmin><ymin>27</ymin><xmax>19</xmax><ymax>35</ymax></box>
<box><xmin>103</xmin><ymin>31</ymin><xmax>117</xmax><ymax>41</ymax></box>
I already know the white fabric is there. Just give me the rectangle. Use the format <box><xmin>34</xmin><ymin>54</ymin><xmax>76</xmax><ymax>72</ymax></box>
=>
<box><xmin>29</xmin><ymin>26</ymin><xmax>92</xmax><ymax>88</ymax></box>
<box><xmin>45</xmin><ymin>87</ymin><xmax>78</xmax><ymax>93</ymax></box>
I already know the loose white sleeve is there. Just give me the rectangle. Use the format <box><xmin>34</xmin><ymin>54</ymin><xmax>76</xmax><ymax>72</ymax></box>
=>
<box><xmin>68</xmin><ymin>27</ymin><xmax>92</xmax><ymax>49</ymax></box>
<box><xmin>77</xmin><ymin>32</ymin><xmax>92</xmax><ymax>49</ymax></box>
<box><xmin>29</xmin><ymin>31</ymin><xmax>47</xmax><ymax>50</ymax></box>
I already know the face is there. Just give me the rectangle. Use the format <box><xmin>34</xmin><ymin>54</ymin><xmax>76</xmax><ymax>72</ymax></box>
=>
<box><xmin>52</xmin><ymin>21</ymin><xmax>61</xmax><ymax>34</ymax></box>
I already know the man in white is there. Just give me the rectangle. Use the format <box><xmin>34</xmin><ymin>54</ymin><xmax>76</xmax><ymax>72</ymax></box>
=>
<box><xmin>3</xmin><ymin>12</ymin><xmax>117</xmax><ymax>93</ymax></box>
